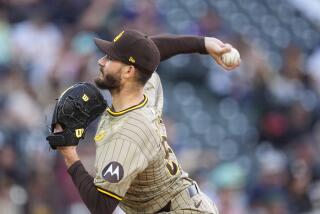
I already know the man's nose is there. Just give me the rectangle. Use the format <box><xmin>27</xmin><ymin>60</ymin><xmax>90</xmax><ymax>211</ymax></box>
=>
<box><xmin>98</xmin><ymin>57</ymin><xmax>106</xmax><ymax>66</ymax></box>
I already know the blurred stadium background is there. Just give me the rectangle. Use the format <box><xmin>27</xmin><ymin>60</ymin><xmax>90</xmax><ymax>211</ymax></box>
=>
<box><xmin>1</xmin><ymin>0</ymin><xmax>320</xmax><ymax>213</ymax></box>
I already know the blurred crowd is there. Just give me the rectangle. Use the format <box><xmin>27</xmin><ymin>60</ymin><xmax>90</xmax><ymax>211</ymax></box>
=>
<box><xmin>1</xmin><ymin>0</ymin><xmax>320</xmax><ymax>214</ymax></box>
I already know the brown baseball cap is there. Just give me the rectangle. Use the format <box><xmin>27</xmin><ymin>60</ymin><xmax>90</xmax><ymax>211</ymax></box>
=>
<box><xmin>94</xmin><ymin>29</ymin><xmax>160</xmax><ymax>74</ymax></box>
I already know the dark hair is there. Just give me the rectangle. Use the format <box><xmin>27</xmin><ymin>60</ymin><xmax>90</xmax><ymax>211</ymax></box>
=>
<box><xmin>135</xmin><ymin>68</ymin><xmax>152</xmax><ymax>86</ymax></box>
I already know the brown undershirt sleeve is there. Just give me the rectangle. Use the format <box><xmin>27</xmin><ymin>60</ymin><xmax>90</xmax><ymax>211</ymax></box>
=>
<box><xmin>150</xmin><ymin>35</ymin><xmax>208</xmax><ymax>61</ymax></box>
<box><xmin>67</xmin><ymin>160</ymin><xmax>119</xmax><ymax>214</ymax></box>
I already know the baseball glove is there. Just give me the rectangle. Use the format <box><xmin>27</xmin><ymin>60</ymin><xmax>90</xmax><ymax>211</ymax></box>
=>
<box><xmin>46</xmin><ymin>82</ymin><xmax>107</xmax><ymax>149</ymax></box>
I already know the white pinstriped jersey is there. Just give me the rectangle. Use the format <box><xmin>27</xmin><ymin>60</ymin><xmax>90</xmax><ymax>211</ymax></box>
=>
<box><xmin>93</xmin><ymin>72</ymin><xmax>192</xmax><ymax>213</ymax></box>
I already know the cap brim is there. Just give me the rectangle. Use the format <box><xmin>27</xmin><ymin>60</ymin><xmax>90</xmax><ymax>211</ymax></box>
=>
<box><xmin>94</xmin><ymin>38</ymin><xmax>112</xmax><ymax>53</ymax></box>
<box><xmin>94</xmin><ymin>38</ymin><xmax>125</xmax><ymax>64</ymax></box>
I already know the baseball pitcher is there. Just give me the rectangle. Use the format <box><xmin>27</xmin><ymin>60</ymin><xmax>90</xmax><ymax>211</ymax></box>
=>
<box><xmin>46</xmin><ymin>29</ymin><xmax>240</xmax><ymax>213</ymax></box>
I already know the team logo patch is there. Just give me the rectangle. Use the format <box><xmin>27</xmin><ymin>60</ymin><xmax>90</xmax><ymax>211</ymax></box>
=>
<box><xmin>102</xmin><ymin>162</ymin><xmax>124</xmax><ymax>183</ymax></box>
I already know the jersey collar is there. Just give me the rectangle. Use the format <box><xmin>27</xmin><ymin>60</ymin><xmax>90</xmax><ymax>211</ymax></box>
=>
<box><xmin>106</xmin><ymin>94</ymin><xmax>148</xmax><ymax>116</ymax></box>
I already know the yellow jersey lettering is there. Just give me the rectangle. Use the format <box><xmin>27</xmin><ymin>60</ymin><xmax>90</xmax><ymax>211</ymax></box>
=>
<box><xmin>94</xmin><ymin>130</ymin><xmax>106</xmax><ymax>142</ymax></box>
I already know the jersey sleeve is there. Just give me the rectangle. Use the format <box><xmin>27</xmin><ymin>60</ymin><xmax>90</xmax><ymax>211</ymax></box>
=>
<box><xmin>94</xmin><ymin>138</ymin><xmax>148</xmax><ymax>200</ymax></box>
<box><xmin>144</xmin><ymin>72</ymin><xmax>164</xmax><ymax>115</ymax></box>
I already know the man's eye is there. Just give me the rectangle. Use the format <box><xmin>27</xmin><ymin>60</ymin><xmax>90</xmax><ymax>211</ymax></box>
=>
<box><xmin>106</xmin><ymin>55</ymin><xmax>113</xmax><ymax>61</ymax></box>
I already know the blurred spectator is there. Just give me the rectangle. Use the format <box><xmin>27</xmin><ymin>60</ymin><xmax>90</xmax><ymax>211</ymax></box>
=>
<box><xmin>211</xmin><ymin>162</ymin><xmax>247</xmax><ymax>214</ymax></box>
<box><xmin>249</xmin><ymin>146</ymin><xmax>289</xmax><ymax>214</ymax></box>
<box><xmin>288</xmin><ymin>159</ymin><xmax>313</xmax><ymax>213</ymax></box>
<box><xmin>11</xmin><ymin>6</ymin><xmax>63</xmax><ymax>88</ymax></box>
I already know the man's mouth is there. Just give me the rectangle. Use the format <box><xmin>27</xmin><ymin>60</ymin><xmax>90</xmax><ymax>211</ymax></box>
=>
<box><xmin>99</xmin><ymin>68</ymin><xmax>104</xmax><ymax>76</ymax></box>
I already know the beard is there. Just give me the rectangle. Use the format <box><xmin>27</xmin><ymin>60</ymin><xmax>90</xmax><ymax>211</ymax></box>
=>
<box><xmin>94</xmin><ymin>68</ymin><xmax>121</xmax><ymax>90</ymax></box>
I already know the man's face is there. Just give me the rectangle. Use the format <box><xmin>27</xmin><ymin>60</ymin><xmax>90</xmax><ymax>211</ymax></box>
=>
<box><xmin>95</xmin><ymin>55</ymin><xmax>123</xmax><ymax>90</ymax></box>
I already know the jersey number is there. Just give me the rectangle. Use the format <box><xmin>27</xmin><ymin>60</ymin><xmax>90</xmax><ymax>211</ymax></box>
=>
<box><xmin>162</xmin><ymin>141</ymin><xmax>180</xmax><ymax>176</ymax></box>
<box><xmin>166</xmin><ymin>160</ymin><xmax>179</xmax><ymax>176</ymax></box>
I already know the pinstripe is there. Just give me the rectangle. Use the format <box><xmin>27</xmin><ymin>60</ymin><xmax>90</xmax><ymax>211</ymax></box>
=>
<box><xmin>127</xmin><ymin>144</ymin><xmax>137</xmax><ymax>170</ymax></box>
<box><xmin>181</xmin><ymin>190</ymin><xmax>189</xmax><ymax>208</ymax></box>
<box><xmin>124</xmin><ymin>119</ymin><xmax>158</xmax><ymax>145</ymax></box>
<box><xmin>122</xmin><ymin>141</ymin><xmax>132</xmax><ymax>170</ymax></box>
<box><xmin>128</xmin><ymin>113</ymin><xmax>159</xmax><ymax>143</ymax></box>
<box><xmin>101</xmin><ymin>138</ymin><xmax>117</xmax><ymax>170</ymax></box>
<box><xmin>125</xmin><ymin>120</ymin><xmax>157</xmax><ymax>152</ymax></box>
<box><xmin>114</xmin><ymin>133</ymin><xmax>152</xmax><ymax>161</ymax></box>
<box><xmin>96</xmin><ymin>142</ymin><xmax>107</xmax><ymax>168</ymax></box>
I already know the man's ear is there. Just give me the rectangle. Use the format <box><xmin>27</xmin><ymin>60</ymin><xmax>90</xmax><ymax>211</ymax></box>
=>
<box><xmin>122</xmin><ymin>65</ymin><xmax>136</xmax><ymax>79</ymax></box>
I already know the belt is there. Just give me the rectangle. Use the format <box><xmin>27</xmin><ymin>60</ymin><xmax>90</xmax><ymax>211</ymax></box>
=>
<box><xmin>156</xmin><ymin>184</ymin><xmax>199</xmax><ymax>213</ymax></box>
